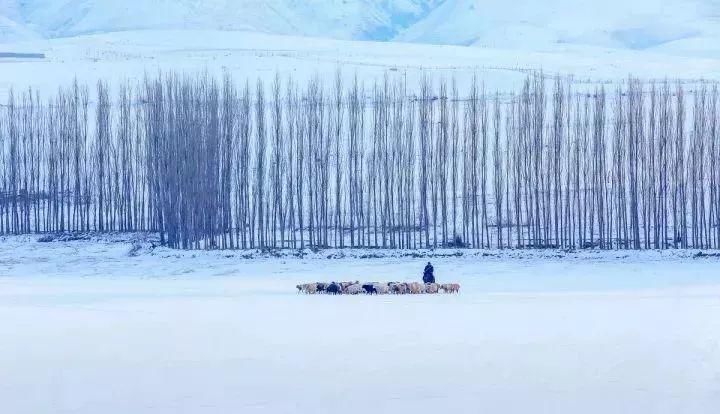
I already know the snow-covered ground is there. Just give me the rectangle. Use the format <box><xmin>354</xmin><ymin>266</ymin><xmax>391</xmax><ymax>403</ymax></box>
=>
<box><xmin>1</xmin><ymin>235</ymin><xmax>720</xmax><ymax>413</ymax></box>
<box><xmin>0</xmin><ymin>28</ymin><xmax>718</xmax><ymax>104</ymax></box>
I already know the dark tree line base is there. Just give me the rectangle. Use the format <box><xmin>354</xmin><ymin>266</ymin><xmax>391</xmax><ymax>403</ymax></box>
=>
<box><xmin>1</xmin><ymin>73</ymin><xmax>719</xmax><ymax>250</ymax></box>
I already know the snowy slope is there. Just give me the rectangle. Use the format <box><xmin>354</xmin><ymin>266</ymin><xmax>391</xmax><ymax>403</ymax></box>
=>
<box><xmin>396</xmin><ymin>0</ymin><xmax>720</xmax><ymax>55</ymax></box>
<box><xmin>1</xmin><ymin>29</ymin><xmax>720</xmax><ymax>102</ymax></box>
<box><xmin>3</xmin><ymin>0</ymin><xmax>720</xmax><ymax>59</ymax></box>
<box><xmin>2</xmin><ymin>29</ymin><xmax>720</xmax><ymax>101</ymax></box>
<box><xmin>0</xmin><ymin>1</ymin><xmax>39</xmax><ymax>41</ymax></box>
<box><xmin>0</xmin><ymin>1</ymin><xmax>718</xmax><ymax>94</ymax></box>
<box><xmin>0</xmin><ymin>0</ymin><xmax>441</xmax><ymax>41</ymax></box>
<box><xmin>0</xmin><ymin>14</ymin><xmax>38</xmax><ymax>41</ymax></box>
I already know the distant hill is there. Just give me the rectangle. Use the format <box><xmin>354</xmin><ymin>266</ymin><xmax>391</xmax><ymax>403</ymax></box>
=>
<box><xmin>397</xmin><ymin>0</ymin><xmax>720</xmax><ymax>57</ymax></box>
<box><xmin>0</xmin><ymin>0</ymin><xmax>440</xmax><ymax>41</ymax></box>
<box><xmin>1</xmin><ymin>0</ymin><xmax>720</xmax><ymax>58</ymax></box>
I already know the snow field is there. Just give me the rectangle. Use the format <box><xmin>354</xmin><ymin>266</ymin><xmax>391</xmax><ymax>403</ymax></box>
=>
<box><xmin>2</xmin><ymin>29</ymin><xmax>720</xmax><ymax>103</ymax></box>
<box><xmin>1</xmin><ymin>236</ymin><xmax>720</xmax><ymax>413</ymax></box>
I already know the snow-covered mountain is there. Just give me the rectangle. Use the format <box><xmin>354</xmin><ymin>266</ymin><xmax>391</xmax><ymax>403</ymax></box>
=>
<box><xmin>0</xmin><ymin>0</ymin><xmax>441</xmax><ymax>41</ymax></box>
<box><xmin>2</xmin><ymin>0</ymin><xmax>720</xmax><ymax>58</ymax></box>
<box><xmin>397</xmin><ymin>0</ymin><xmax>720</xmax><ymax>56</ymax></box>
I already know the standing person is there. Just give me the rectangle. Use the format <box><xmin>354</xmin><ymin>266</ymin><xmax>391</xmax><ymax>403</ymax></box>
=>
<box><xmin>423</xmin><ymin>262</ymin><xmax>435</xmax><ymax>284</ymax></box>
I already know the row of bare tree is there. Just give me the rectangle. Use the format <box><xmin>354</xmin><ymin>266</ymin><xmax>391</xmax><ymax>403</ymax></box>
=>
<box><xmin>1</xmin><ymin>73</ymin><xmax>719</xmax><ymax>250</ymax></box>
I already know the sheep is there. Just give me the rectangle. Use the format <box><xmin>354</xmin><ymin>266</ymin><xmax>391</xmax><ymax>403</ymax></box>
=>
<box><xmin>340</xmin><ymin>281</ymin><xmax>358</xmax><ymax>291</ymax></box>
<box><xmin>408</xmin><ymin>282</ymin><xmax>423</xmax><ymax>294</ymax></box>
<box><xmin>374</xmin><ymin>283</ymin><xmax>390</xmax><ymax>295</ymax></box>
<box><xmin>298</xmin><ymin>280</ymin><xmax>456</xmax><ymax>295</ymax></box>
<box><xmin>326</xmin><ymin>282</ymin><xmax>341</xmax><ymax>295</ymax></box>
<box><xmin>344</xmin><ymin>284</ymin><xmax>364</xmax><ymax>295</ymax></box>
<box><xmin>362</xmin><ymin>283</ymin><xmax>377</xmax><ymax>295</ymax></box>
<box><xmin>304</xmin><ymin>283</ymin><xmax>318</xmax><ymax>294</ymax></box>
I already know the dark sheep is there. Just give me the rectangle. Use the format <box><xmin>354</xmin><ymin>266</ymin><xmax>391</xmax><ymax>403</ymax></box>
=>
<box><xmin>362</xmin><ymin>284</ymin><xmax>377</xmax><ymax>295</ymax></box>
<box><xmin>316</xmin><ymin>282</ymin><xmax>328</xmax><ymax>293</ymax></box>
<box><xmin>326</xmin><ymin>282</ymin><xmax>340</xmax><ymax>295</ymax></box>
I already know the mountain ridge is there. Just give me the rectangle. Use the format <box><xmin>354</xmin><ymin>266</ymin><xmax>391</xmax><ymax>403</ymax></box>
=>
<box><xmin>1</xmin><ymin>0</ymin><xmax>720</xmax><ymax>58</ymax></box>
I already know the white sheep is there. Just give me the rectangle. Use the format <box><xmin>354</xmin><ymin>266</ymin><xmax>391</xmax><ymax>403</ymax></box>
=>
<box><xmin>344</xmin><ymin>284</ymin><xmax>363</xmax><ymax>295</ymax></box>
<box><xmin>408</xmin><ymin>282</ymin><xmax>423</xmax><ymax>294</ymax></box>
<box><xmin>374</xmin><ymin>283</ymin><xmax>390</xmax><ymax>295</ymax></box>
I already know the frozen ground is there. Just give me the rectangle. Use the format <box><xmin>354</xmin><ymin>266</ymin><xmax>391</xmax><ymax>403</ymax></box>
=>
<box><xmin>1</xmin><ymin>235</ymin><xmax>720</xmax><ymax>413</ymax></box>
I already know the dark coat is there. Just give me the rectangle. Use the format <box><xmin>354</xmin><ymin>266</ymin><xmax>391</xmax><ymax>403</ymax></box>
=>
<box><xmin>423</xmin><ymin>264</ymin><xmax>435</xmax><ymax>284</ymax></box>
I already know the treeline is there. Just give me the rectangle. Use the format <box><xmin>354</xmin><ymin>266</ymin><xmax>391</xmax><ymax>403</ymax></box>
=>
<box><xmin>1</xmin><ymin>73</ymin><xmax>719</xmax><ymax>250</ymax></box>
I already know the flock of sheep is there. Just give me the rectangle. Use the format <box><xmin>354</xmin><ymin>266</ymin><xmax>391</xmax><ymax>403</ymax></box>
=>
<box><xmin>296</xmin><ymin>281</ymin><xmax>460</xmax><ymax>295</ymax></box>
